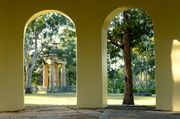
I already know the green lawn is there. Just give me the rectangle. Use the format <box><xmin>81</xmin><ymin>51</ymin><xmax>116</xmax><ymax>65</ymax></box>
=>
<box><xmin>24</xmin><ymin>93</ymin><xmax>155</xmax><ymax>106</ymax></box>
<box><xmin>108</xmin><ymin>93</ymin><xmax>155</xmax><ymax>105</ymax></box>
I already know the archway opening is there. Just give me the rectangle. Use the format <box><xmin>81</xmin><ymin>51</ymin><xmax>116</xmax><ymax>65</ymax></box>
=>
<box><xmin>106</xmin><ymin>8</ymin><xmax>155</xmax><ymax>106</ymax></box>
<box><xmin>24</xmin><ymin>10</ymin><xmax>77</xmax><ymax>106</ymax></box>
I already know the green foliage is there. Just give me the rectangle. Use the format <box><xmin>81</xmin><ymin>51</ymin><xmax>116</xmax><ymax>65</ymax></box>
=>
<box><xmin>107</xmin><ymin>68</ymin><xmax>124</xmax><ymax>91</ymax></box>
<box><xmin>107</xmin><ymin>9</ymin><xmax>155</xmax><ymax>91</ymax></box>
<box><xmin>32</xmin><ymin>69</ymin><xmax>43</xmax><ymax>86</ymax></box>
<box><xmin>59</xmin><ymin>31</ymin><xmax>76</xmax><ymax>85</ymax></box>
<box><xmin>108</xmin><ymin>9</ymin><xmax>154</xmax><ymax>54</ymax></box>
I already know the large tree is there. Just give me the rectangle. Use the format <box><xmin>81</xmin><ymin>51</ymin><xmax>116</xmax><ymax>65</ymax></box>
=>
<box><xmin>107</xmin><ymin>9</ymin><xmax>154</xmax><ymax>104</ymax></box>
<box><xmin>24</xmin><ymin>13</ymin><xmax>72</xmax><ymax>93</ymax></box>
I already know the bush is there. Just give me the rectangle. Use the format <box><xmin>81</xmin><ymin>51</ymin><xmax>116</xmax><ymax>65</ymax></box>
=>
<box><xmin>119</xmin><ymin>88</ymin><xmax>124</xmax><ymax>93</ymax></box>
<box><xmin>148</xmin><ymin>89</ymin><xmax>156</xmax><ymax>94</ymax></box>
<box><xmin>118</xmin><ymin>88</ymin><xmax>156</xmax><ymax>94</ymax></box>
<box><xmin>136</xmin><ymin>89</ymin><xmax>156</xmax><ymax>94</ymax></box>
<box><xmin>119</xmin><ymin>88</ymin><xmax>137</xmax><ymax>93</ymax></box>
<box><xmin>133</xmin><ymin>89</ymin><xmax>138</xmax><ymax>93</ymax></box>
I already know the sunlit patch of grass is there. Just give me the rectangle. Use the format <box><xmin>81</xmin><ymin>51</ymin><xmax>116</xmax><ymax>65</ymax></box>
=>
<box><xmin>25</xmin><ymin>93</ymin><xmax>77</xmax><ymax>106</ymax></box>
<box><xmin>25</xmin><ymin>93</ymin><xmax>155</xmax><ymax>106</ymax></box>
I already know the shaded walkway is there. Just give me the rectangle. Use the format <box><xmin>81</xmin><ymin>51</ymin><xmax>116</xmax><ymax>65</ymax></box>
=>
<box><xmin>0</xmin><ymin>105</ymin><xmax>180</xmax><ymax>119</ymax></box>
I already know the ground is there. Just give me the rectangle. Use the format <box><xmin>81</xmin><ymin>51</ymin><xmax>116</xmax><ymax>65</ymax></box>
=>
<box><xmin>1</xmin><ymin>93</ymin><xmax>179</xmax><ymax>119</ymax></box>
<box><xmin>24</xmin><ymin>92</ymin><xmax>155</xmax><ymax>106</ymax></box>
<box><xmin>1</xmin><ymin>105</ymin><xmax>180</xmax><ymax>119</ymax></box>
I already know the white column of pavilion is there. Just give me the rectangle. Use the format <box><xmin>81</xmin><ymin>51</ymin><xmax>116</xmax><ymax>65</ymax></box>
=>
<box><xmin>60</xmin><ymin>63</ymin><xmax>66</xmax><ymax>86</ymax></box>
<box><xmin>43</xmin><ymin>58</ymin><xmax>67</xmax><ymax>91</ymax></box>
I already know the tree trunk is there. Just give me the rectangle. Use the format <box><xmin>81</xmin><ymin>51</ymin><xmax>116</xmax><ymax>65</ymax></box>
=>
<box><xmin>25</xmin><ymin>66</ymin><xmax>33</xmax><ymax>93</ymax></box>
<box><xmin>122</xmin><ymin>29</ymin><xmax>134</xmax><ymax>105</ymax></box>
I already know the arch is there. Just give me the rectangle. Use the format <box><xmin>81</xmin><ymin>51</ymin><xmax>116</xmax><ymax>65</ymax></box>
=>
<box><xmin>23</xmin><ymin>9</ymin><xmax>77</xmax><ymax>104</ymax></box>
<box><xmin>102</xmin><ymin>6</ymin><xmax>135</xmax><ymax>31</ymax></box>
<box><xmin>102</xmin><ymin>6</ymin><xmax>155</xmax><ymax>105</ymax></box>
<box><xmin>24</xmin><ymin>9</ymin><xmax>75</xmax><ymax>34</ymax></box>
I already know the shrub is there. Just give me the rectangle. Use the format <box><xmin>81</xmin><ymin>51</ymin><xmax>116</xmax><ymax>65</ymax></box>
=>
<box><xmin>133</xmin><ymin>89</ymin><xmax>138</xmax><ymax>93</ymax></box>
<box><xmin>148</xmin><ymin>89</ymin><xmax>156</xmax><ymax>94</ymax></box>
<box><xmin>118</xmin><ymin>88</ymin><xmax>156</xmax><ymax>94</ymax></box>
<box><xmin>119</xmin><ymin>88</ymin><xmax>124</xmax><ymax>93</ymax></box>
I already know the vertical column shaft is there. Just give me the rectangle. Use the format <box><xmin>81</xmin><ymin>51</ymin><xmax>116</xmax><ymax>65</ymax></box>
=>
<box><xmin>61</xmin><ymin>64</ymin><xmax>66</xmax><ymax>86</ymax></box>
<box><xmin>43</xmin><ymin>64</ymin><xmax>49</xmax><ymax>87</ymax></box>
<box><xmin>50</xmin><ymin>64</ymin><xmax>55</xmax><ymax>91</ymax></box>
<box><xmin>54</xmin><ymin>64</ymin><xmax>59</xmax><ymax>86</ymax></box>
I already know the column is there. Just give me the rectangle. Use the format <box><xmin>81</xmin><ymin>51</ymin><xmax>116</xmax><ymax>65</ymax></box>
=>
<box><xmin>54</xmin><ymin>64</ymin><xmax>59</xmax><ymax>86</ymax></box>
<box><xmin>49</xmin><ymin>64</ymin><xmax>55</xmax><ymax>91</ymax></box>
<box><xmin>43</xmin><ymin>64</ymin><xmax>49</xmax><ymax>86</ymax></box>
<box><xmin>77</xmin><ymin>21</ymin><xmax>108</xmax><ymax>108</ymax></box>
<box><xmin>61</xmin><ymin>63</ymin><xmax>66</xmax><ymax>86</ymax></box>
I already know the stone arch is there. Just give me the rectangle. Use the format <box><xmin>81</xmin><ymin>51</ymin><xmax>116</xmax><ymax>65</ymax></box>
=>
<box><xmin>102</xmin><ymin>6</ymin><xmax>155</xmax><ymax>105</ymax></box>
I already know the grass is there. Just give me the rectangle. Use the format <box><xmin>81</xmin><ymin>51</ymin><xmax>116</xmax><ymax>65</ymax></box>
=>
<box><xmin>25</xmin><ymin>93</ymin><xmax>76</xmax><ymax>106</ymax></box>
<box><xmin>24</xmin><ymin>92</ymin><xmax>155</xmax><ymax>106</ymax></box>
<box><xmin>108</xmin><ymin>93</ymin><xmax>155</xmax><ymax>105</ymax></box>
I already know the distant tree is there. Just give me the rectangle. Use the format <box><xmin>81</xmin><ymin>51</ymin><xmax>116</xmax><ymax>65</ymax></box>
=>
<box><xmin>132</xmin><ymin>37</ymin><xmax>155</xmax><ymax>89</ymax></box>
<box><xmin>107</xmin><ymin>9</ymin><xmax>154</xmax><ymax>105</ymax></box>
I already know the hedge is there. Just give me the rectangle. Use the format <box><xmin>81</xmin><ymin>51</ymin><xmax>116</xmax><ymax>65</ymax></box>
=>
<box><xmin>119</xmin><ymin>88</ymin><xmax>155</xmax><ymax>94</ymax></box>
